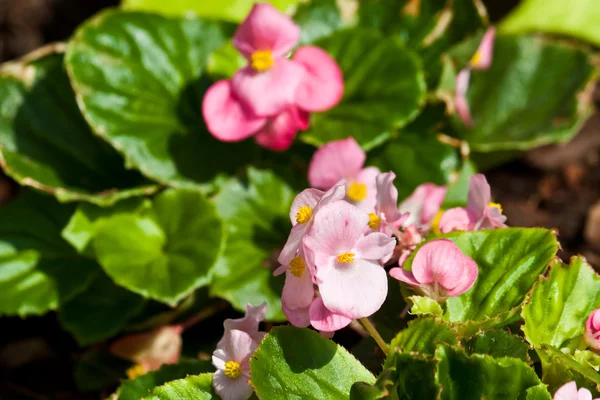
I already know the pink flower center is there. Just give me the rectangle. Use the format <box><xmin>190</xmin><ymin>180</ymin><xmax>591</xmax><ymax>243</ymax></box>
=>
<box><xmin>289</xmin><ymin>255</ymin><xmax>305</xmax><ymax>278</ymax></box>
<box><xmin>337</xmin><ymin>252</ymin><xmax>355</xmax><ymax>263</ymax></box>
<box><xmin>347</xmin><ymin>182</ymin><xmax>367</xmax><ymax>202</ymax></box>
<box><xmin>224</xmin><ymin>360</ymin><xmax>241</xmax><ymax>378</ymax></box>
<box><xmin>251</xmin><ymin>50</ymin><xmax>274</xmax><ymax>72</ymax></box>
<box><xmin>295</xmin><ymin>206</ymin><xmax>313</xmax><ymax>224</ymax></box>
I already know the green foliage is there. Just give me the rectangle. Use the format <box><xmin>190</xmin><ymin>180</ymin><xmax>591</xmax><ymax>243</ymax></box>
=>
<box><xmin>143</xmin><ymin>373</ymin><xmax>218</xmax><ymax>399</ymax></box>
<box><xmin>462</xmin><ymin>330</ymin><xmax>531</xmax><ymax>363</ymax></box>
<box><xmin>294</xmin><ymin>0</ymin><xmax>342</xmax><ymax>44</ymax></box>
<box><xmin>251</xmin><ymin>326</ymin><xmax>376</xmax><ymax>399</ymax></box>
<box><xmin>408</xmin><ymin>296</ymin><xmax>443</xmax><ymax>317</ymax></box>
<box><xmin>537</xmin><ymin>345</ymin><xmax>600</xmax><ymax>396</ymax></box>
<box><xmin>300</xmin><ymin>28</ymin><xmax>427</xmax><ymax>150</ymax></box>
<box><xmin>523</xmin><ymin>257</ymin><xmax>600</xmax><ymax>350</ymax></box>
<box><xmin>387</xmin><ymin>318</ymin><xmax>458</xmax><ymax>359</ymax></box>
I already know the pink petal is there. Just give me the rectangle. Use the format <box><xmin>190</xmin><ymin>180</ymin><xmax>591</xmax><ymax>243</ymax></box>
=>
<box><xmin>399</xmin><ymin>183</ymin><xmax>447</xmax><ymax>229</ymax></box>
<box><xmin>223</xmin><ymin>302</ymin><xmax>267</xmax><ymax>335</ymax></box>
<box><xmin>283</xmin><ymin>303</ymin><xmax>311</xmax><ymax>327</ymax></box>
<box><xmin>554</xmin><ymin>381</ymin><xmax>582</xmax><ymax>400</ymax></box>
<box><xmin>439</xmin><ymin>207</ymin><xmax>474</xmax><ymax>233</ymax></box>
<box><xmin>304</xmin><ymin>200</ymin><xmax>369</xmax><ymax>258</ymax></box>
<box><xmin>478</xmin><ymin>206</ymin><xmax>507</xmax><ymax>230</ymax></box>
<box><xmin>351</xmin><ymin>167</ymin><xmax>380</xmax><ymax>213</ymax></box>
<box><xmin>278</xmin><ymin>224</ymin><xmax>309</xmax><ymax>266</ymax></box>
<box><xmin>308</xmin><ymin>137</ymin><xmax>365</xmax><ymax>190</ymax></box>
<box><xmin>376</xmin><ymin>172</ymin><xmax>402</xmax><ymax>223</ymax></box>
<box><xmin>254</xmin><ymin>107</ymin><xmax>309</xmax><ymax>151</ymax></box>
<box><xmin>318</xmin><ymin>259</ymin><xmax>388</xmax><ymax>319</ymax></box>
<box><xmin>293</xmin><ymin>46</ymin><xmax>344</xmax><ymax>112</ymax></box>
<box><xmin>282</xmin><ymin>267</ymin><xmax>314</xmax><ymax>310</ymax></box>
<box><xmin>213</xmin><ymin>369</ymin><xmax>254</xmax><ymax>400</ymax></box>
<box><xmin>309</xmin><ymin>297</ymin><xmax>352</xmax><ymax>332</ymax></box>
<box><xmin>585</xmin><ymin>309</ymin><xmax>600</xmax><ymax>351</ymax></box>
<box><xmin>471</xmin><ymin>27</ymin><xmax>496</xmax><ymax>70</ymax></box>
<box><xmin>219</xmin><ymin>329</ymin><xmax>258</xmax><ymax>364</ymax></box>
<box><xmin>290</xmin><ymin>188</ymin><xmax>323</xmax><ymax>226</ymax></box>
<box><xmin>110</xmin><ymin>326</ymin><xmax>182</xmax><ymax>370</ymax></box>
<box><xmin>389</xmin><ymin>267</ymin><xmax>420</xmax><ymax>286</ymax></box>
<box><xmin>202</xmin><ymin>80</ymin><xmax>266</xmax><ymax>141</ymax></box>
<box><xmin>353</xmin><ymin>232</ymin><xmax>396</xmax><ymax>264</ymax></box>
<box><xmin>318</xmin><ymin>178</ymin><xmax>348</xmax><ymax>208</ymax></box>
<box><xmin>455</xmin><ymin>69</ymin><xmax>473</xmax><ymax>128</ymax></box>
<box><xmin>467</xmin><ymin>174</ymin><xmax>492</xmax><ymax>219</ymax></box>
<box><xmin>232</xmin><ymin>59</ymin><xmax>305</xmax><ymax>117</ymax></box>
<box><xmin>233</xmin><ymin>3</ymin><xmax>300</xmax><ymax>59</ymax></box>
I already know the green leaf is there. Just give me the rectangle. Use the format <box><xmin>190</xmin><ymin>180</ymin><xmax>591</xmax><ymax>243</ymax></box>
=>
<box><xmin>442</xmin><ymin>159</ymin><xmax>477</xmax><ymax>208</ymax></box>
<box><xmin>0</xmin><ymin>191</ymin><xmax>99</xmax><ymax>316</ymax></box>
<box><xmin>434</xmin><ymin>228</ymin><xmax>558</xmax><ymax>329</ymax></box>
<box><xmin>206</xmin><ymin>41</ymin><xmax>246</xmax><ymax>80</ymax></box>
<box><xmin>294</xmin><ymin>0</ymin><xmax>342</xmax><ymax>44</ymax></box>
<box><xmin>211</xmin><ymin>168</ymin><xmax>294</xmax><ymax>321</ymax></box>
<box><xmin>66</xmin><ymin>10</ymin><xmax>256</xmax><ymax>189</ymax></box>
<box><xmin>59</xmin><ymin>272</ymin><xmax>146</xmax><ymax>346</ymax></box>
<box><xmin>500</xmin><ymin>0</ymin><xmax>600</xmax><ymax>46</ymax></box>
<box><xmin>251</xmin><ymin>326</ymin><xmax>375</xmax><ymax>399</ymax></box>
<box><xmin>387</xmin><ymin>318</ymin><xmax>458</xmax><ymax>361</ymax></box>
<box><xmin>408</xmin><ymin>296</ymin><xmax>443</xmax><ymax>317</ymax></box>
<box><xmin>350</xmin><ymin>367</ymin><xmax>399</xmax><ymax>400</ymax></box>
<box><xmin>462</xmin><ymin>330</ymin><xmax>531</xmax><ymax>363</ymax></box>
<box><xmin>0</xmin><ymin>46</ymin><xmax>155</xmax><ymax>205</ymax></box>
<box><xmin>300</xmin><ymin>28</ymin><xmax>426</xmax><ymax>151</ymax></box>
<box><xmin>453</xmin><ymin>35</ymin><xmax>596</xmax><ymax>152</ymax></box>
<box><xmin>121</xmin><ymin>0</ymin><xmax>299</xmax><ymax>22</ymax></box>
<box><xmin>368</xmin><ymin>132</ymin><xmax>460</xmax><ymax>199</ymax></box>
<box><xmin>435</xmin><ymin>344</ymin><xmax>551</xmax><ymax>399</ymax></box>
<box><xmin>93</xmin><ymin>189</ymin><xmax>224</xmax><ymax>305</ymax></box>
<box><xmin>523</xmin><ymin>256</ymin><xmax>600</xmax><ymax>350</ymax></box>
<box><xmin>115</xmin><ymin>360</ymin><xmax>213</xmax><ymax>400</ymax></box>
<box><xmin>537</xmin><ymin>345</ymin><xmax>600</xmax><ymax>395</ymax></box>
<box><xmin>392</xmin><ymin>353</ymin><xmax>440</xmax><ymax>399</ymax></box>
<box><xmin>142</xmin><ymin>373</ymin><xmax>217</xmax><ymax>400</ymax></box>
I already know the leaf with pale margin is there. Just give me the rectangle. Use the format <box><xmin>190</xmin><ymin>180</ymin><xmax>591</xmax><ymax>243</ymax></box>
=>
<box><xmin>537</xmin><ymin>345</ymin><xmax>600</xmax><ymax>396</ymax></box>
<box><xmin>115</xmin><ymin>360</ymin><xmax>213</xmax><ymax>400</ymax></box>
<box><xmin>142</xmin><ymin>373</ymin><xmax>217</xmax><ymax>400</ymax></box>
<box><xmin>66</xmin><ymin>10</ymin><xmax>258</xmax><ymax>189</ymax></box>
<box><xmin>452</xmin><ymin>35</ymin><xmax>596</xmax><ymax>152</ymax></box>
<box><xmin>523</xmin><ymin>256</ymin><xmax>600</xmax><ymax>350</ymax></box>
<box><xmin>0</xmin><ymin>47</ymin><xmax>155</xmax><ymax>205</ymax></box>
<box><xmin>59</xmin><ymin>272</ymin><xmax>146</xmax><ymax>346</ymax></box>
<box><xmin>211</xmin><ymin>168</ymin><xmax>293</xmax><ymax>321</ymax></box>
<box><xmin>408</xmin><ymin>296</ymin><xmax>443</xmax><ymax>317</ymax></box>
<box><xmin>0</xmin><ymin>191</ymin><xmax>99</xmax><ymax>316</ymax></box>
<box><xmin>462</xmin><ymin>330</ymin><xmax>531</xmax><ymax>363</ymax></box>
<box><xmin>251</xmin><ymin>326</ymin><xmax>375</xmax><ymax>399</ymax></box>
<box><xmin>300</xmin><ymin>28</ymin><xmax>426</xmax><ymax>151</ymax></box>
<box><xmin>387</xmin><ymin>318</ymin><xmax>458</xmax><ymax>364</ymax></box>
<box><xmin>93</xmin><ymin>189</ymin><xmax>224</xmax><ymax>305</ymax></box>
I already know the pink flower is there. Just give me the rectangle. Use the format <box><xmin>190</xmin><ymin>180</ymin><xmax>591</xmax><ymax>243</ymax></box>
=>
<box><xmin>399</xmin><ymin>183</ymin><xmax>447</xmax><ymax>232</ymax></box>
<box><xmin>455</xmin><ymin>27</ymin><xmax>495</xmax><ymax>127</ymax></box>
<box><xmin>369</xmin><ymin>172</ymin><xmax>407</xmax><ymax>235</ymax></box>
<box><xmin>110</xmin><ymin>325</ymin><xmax>182</xmax><ymax>378</ymax></box>
<box><xmin>212</xmin><ymin>329</ymin><xmax>257</xmax><ymax>400</ymax></box>
<box><xmin>389</xmin><ymin>239</ymin><xmax>478</xmax><ymax>302</ymax></box>
<box><xmin>278</xmin><ymin>179</ymin><xmax>346</xmax><ymax>265</ymax></box>
<box><xmin>554</xmin><ymin>381</ymin><xmax>600</xmax><ymax>400</ymax></box>
<box><xmin>585</xmin><ymin>309</ymin><xmax>600</xmax><ymax>351</ymax></box>
<box><xmin>202</xmin><ymin>3</ymin><xmax>343</xmax><ymax>151</ymax></box>
<box><xmin>308</xmin><ymin>137</ymin><xmax>380</xmax><ymax>212</ymax></box>
<box><xmin>303</xmin><ymin>200</ymin><xmax>395</xmax><ymax>319</ymax></box>
<box><xmin>439</xmin><ymin>174</ymin><xmax>506</xmax><ymax>233</ymax></box>
<box><xmin>222</xmin><ymin>302</ymin><xmax>267</xmax><ymax>344</ymax></box>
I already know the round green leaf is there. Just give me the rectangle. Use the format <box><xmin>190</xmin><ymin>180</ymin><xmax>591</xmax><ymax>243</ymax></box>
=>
<box><xmin>0</xmin><ymin>191</ymin><xmax>100</xmax><ymax>316</ymax></box>
<box><xmin>66</xmin><ymin>10</ymin><xmax>255</xmax><ymax>189</ymax></box>
<box><xmin>59</xmin><ymin>272</ymin><xmax>146</xmax><ymax>346</ymax></box>
<box><xmin>251</xmin><ymin>326</ymin><xmax>375</xmax><ymax>399</ymax></box>
<box><xmin>142</xmin><ymin>373</ymin><xmax>217</xmax><ymax>400</ymax></box>
<box><xmin>523</xmin><ymin>257</ymin><xmax>600</xmax><ymax>349</ymax></box>
<box><xmin>93</xmin><ymin>189</ymin><xmax>224</xmax><ymax>305</ymax></box>
<box><xmin>300</xmin><ymin>28</ymin><xmax>426</xmax><ymax>150</ymax></box>
<box><xmin>0</xmin><ymin>47</ymin><xmax>155</xmax><ymax>205</ymax></box>
<box><xmin>454</xmin><ymin>35</ymin><xmax>596</xmax><ymax>152</ymax></box>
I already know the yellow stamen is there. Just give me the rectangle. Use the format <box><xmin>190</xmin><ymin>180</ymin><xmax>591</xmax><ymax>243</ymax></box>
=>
<box><xmin>295</xmin><ymin>206</ymin><xmax>313</xmax><ymax>224</ymax></box>
<box><xmin>224</xmin><ymin>360</ymin><xmax>241</xmax><ymax>379</ymax></box>
<box><xmin>337</xmin><ymin>252</ymin><xmax>355</xmax><ymax>263</ymax></box>
<box><xmin>431</xmin><ymin>210</ymin><xmax>444</xmax><ymax>236</ymax></box>
<box><xmin>251</xmin><ymin>50</ymin><xmax>274</xmax><ymax>72</ymax></box>
<box><xmin>289</xmin><ymin>255</ymin><xmax>305</xmax><ymax>278</ymax></box>
<box><xmin>368</xmin><ymin>213</ymin><xmax>380</xmax><ymax>230</ymax></box>
<box><xmin>488</xmin><ymin>202</ymin><xmax>503</xmax><ymax>212</ymax></box>
<box><xmin>126</xmin><ymin>364</ymin><xmax>146</xmax><ymax>380</ymax></box>
<box><xmin>347</xmin><ymin>182</ymin><xmax>367</xmax><ymax>202</ymax></box>
<box><xmin>470</xmin><ymin>51</ymin><xmax>481</xmax><ymax>67</ymax></box>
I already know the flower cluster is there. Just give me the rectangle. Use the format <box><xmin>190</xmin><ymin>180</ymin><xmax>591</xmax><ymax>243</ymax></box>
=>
<box><xmin>276</xmin><ymin>137</ymin><xmax>508</xmax><ymax>333</ymax></box>
<box><xmin>212</xmin><ymin>303</ymin><xmax>267</xmax><ymax>400</ymax></box>
<box><xmin>202</xmin><ymin>3</ymin><xmax>343</xmax><ymax>151</ymax></box>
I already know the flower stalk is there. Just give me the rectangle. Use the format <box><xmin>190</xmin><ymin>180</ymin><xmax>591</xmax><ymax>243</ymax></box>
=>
<box><xmin>359</xmin><ymin>317</ymin><xmax>389</xmax><ymax>355</ymax></box>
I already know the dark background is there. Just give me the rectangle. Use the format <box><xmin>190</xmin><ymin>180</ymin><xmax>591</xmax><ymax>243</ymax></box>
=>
<box><xmin>2</xmin><ymin>0</ymin><xmax>599</xmax><ymax>399</ymax></box>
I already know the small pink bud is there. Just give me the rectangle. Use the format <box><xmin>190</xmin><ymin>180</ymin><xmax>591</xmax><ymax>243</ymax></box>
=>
<box><xmin>585</xmin><ymin>309</ymin><xmax>600</xmax><ymax>351</ymax></box>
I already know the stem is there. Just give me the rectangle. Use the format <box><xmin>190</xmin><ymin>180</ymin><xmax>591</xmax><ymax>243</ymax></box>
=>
<box><xmin>181</xmin><ymin>301</ymin><xmax>228</xmax><ymax>331</ymax></box>
<box><xmin>359</xmin><ymin>317</ymin><xmax>389</xmax><ymax>355</ymax></box>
